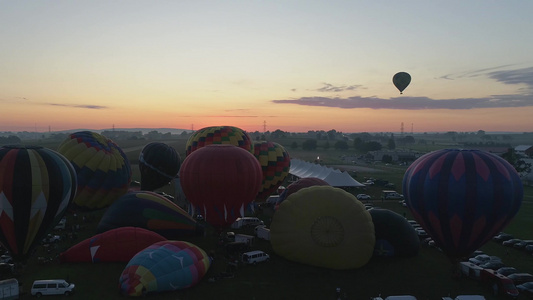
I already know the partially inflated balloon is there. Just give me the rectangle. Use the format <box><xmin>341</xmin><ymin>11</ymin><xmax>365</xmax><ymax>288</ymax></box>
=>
<box><xmin>60</xmin><ymin>227</ymin><xmax>166</xmax><ymax>263</ymax></box>
<box><xmin>57</xmin><ymin>131</ymin><xmax>132</xmax><ymax>210</ymax></box>
<box><xmin>276</xmin><ymin>177</ymin><xmax>329</xmax><ymax>208</ymax></box>
<box><xmin>119</xmin><ymin>241</ymin><xmax>211</xmax><ymax>296</ymax></box>
<box><xmin>0</xmin><ymin>145</ymin><xmax>77</xmax><ymax>261</ymax></box>
<box><xmin>393</xmin><ymin>72</ymin><xmax>411</xmax><ymax>94</ymax></box>
<box><xmin>96</xmin><ymin>191</ymin><xmax>203</xmax><ymax>239</ymax></box>
<box><xmin>185</xmin><ymin>126</ymin><xmax>253</xmax><ymax>156</ymax></box>
<box><xmin>271</xmin><ymin>186</ymin><xmax>375</xmax><ymax>270</ymax></box>
<box><xmin>253</xmin><ymin>141</ymin><xmax>290</xmax><ymax>202</ymax></box>
<box><xmin>139</xmin><ymin>142</ymin><xmax>181</xmax><ymax>191</ymax></box>
<box><xmin>369</xmin><ymin>209</ymin><xmax>420</xmax><ymax>257</ymax></box>
<box><xmin>403</xmin><ymin>149</ymin><xmax>522</xmax><ymax>258</ymax></box>
<box><xmin>179</xmin><ymin>144</ymin><xmax>263</xmax><ymax>229</ymax></box>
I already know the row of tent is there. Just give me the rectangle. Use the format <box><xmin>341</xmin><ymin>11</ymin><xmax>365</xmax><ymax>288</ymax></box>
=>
<box><xmin>288</xmin><ymin>159</ymin><xmax>365</xmax><ymax>187</ymax></box>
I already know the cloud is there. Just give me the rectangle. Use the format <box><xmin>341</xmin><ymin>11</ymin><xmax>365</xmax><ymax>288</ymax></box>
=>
<box><xmin>488</xmin><ymin>67</ymin><xmax>533</xmax><ymax>88</ymax></box>
<box><xmin>272</xmin><ymin>94</ymin><xmax>533</xmax><ymax>110</ymax></box>
<box><xmin>46</xmin><ymin>103</ymin><xmax>107</xmax><ymax>109</ymax></box>
<box><xmin>314</xmin><ymin>82</ymin><xmax>363</xmax><ymax>92</ymax></box>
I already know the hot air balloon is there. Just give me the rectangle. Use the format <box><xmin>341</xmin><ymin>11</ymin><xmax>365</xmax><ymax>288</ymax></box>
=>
<box><xmin>271</xmin><ymin>186</ymin><xmax>375</xmax><ymax>270</ymax></box>
<box><xmin>139</xmin><ymin>142</ymin><xmax>181</xmax><ymax>191</ymax></box>
<box><xmin>57</xmin><ymin>131</ymin><xmax>132</xmax><ymax>210</ymax></box>
<box><xmin>60</xmin><ymin>227</ymin><xmax>166</xmax><ymax>263</ymax></box>
<box><xmin>276</xmin><ymin>177</ymin><xmax>329</xmax><ymax>209</ymax></box>
<box><xmin>402</xmin><ymin>149</ymin><xmax>523</xmax><ymax>259</ymax></box>
<box><xmin>369</xmin><ymin>209</ymin><xmax>420</xmax><ymax>257</ymax></box>
<box><xmin>179</xmin><ymin>144</ymin><xmax>263</xmax><ymax>229</ymax></box>
<box><xmin>0</xmin><ymin>145</ymin><xmax>77</xmax><ymax>262</ymax></box>
<box><xmin>253</xmin><ymin>141</ymin><xmax>290</xmax><ymax>202</ymax></box>
<box><xmin>96</xmin><ymin>191</ymin><xmax>204</xmax><ymax>239</ymax></box>
<box><xmin>393</xmin><ymin>72</ymin><xmax>411</xmax><ymax>94</ymax></box>
<box><xmin>119</xmin><ymin>241</ymin><xmax>211</xmax><ymax>296</ymax></box>
<box><xmin>185</xmin><ymin>126</ymin><xmax>253</xmax><ymax>156</ymax></box>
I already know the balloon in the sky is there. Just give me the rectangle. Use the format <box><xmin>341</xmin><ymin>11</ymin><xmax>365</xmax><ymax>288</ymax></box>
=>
<box><xmin>0</xmin><ymin>145</ymin><xmax>77</xmax><ymax>261</ymax></box>
<box><xmin>253</xmin><ymin>141</ymin><xmax>291</xmax><ymax>202</ymax></box>
<box><xmin>271</xmin><ymin>186</ymin><xmax>375</xmax><ymax>270</ymax></box>
<box><xmin>392</xmin><ymin>72</ymin><xmax>411</xmax><ymax>94</ymax></box>
<box><xmin>96</xmin><ymin>191</ymin><xmax>204</xmax><ymax>239</ymax></box>
<box><xmin>369</xmin><ymin>209</ymin><xmax>420</xmax><ymax>257</ymax></box>
<box><xmin>403</xmin><ymin>149</ymin><xmax>523</xmax><ymax>259</ymax></box>
<box><xmin>185</xmin><ymin>125</ymin><xmax>253</xmax><ymax>156</ymax></box>
<box><xmin>139</xmin><ymin>142</ymin><xmax>181</xmax><ymax>191</ymax></box>
<box><xmin>59</xmin><ymin>227</ymin><xmax>166</xmax><ymax>263</ymax></box>
<box><xmin>119</xmin><ymin>241</ymin><xmax>211</xmax><ymax>296</ymax></box>
<box><xmin>179</xmin><ymin>144</ymin><xmax>263</xmax><ymax>229</ymax></box>
<box><xmin>57</xmin><ymin>131</ymin><xmax>132</xmax><ymax>210</ymax></box>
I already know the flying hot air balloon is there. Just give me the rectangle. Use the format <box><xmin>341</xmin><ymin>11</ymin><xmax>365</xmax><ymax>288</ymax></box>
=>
<box><xmin>179</xmin><ymin>144</ymin><xmax>263</xmax><ymax>229</ymax></box>
<box><xmin>403</xmin><ymin>149</ymin><xmax>522</xmax><ymax>259</ymax></box>
<box><xmin>0</xmin><ymin>145</ymin><xmax>77</xmax><ymax>262</ymax></box>
<box><xmin>393</xmin><ymin>72</ymin><xmax>411</xmax><ymax>94</ymax></box>
<box><xmin>185</xmin><ymin>126</ymin><xmax>253</xmax><ymax>156</ymax></box>
<box><xmin>57</xmin><ymin>131</ymin><xmax>132</xmax><ymax>210</ymax></box>
<box><xmin>139</xmin><ymin>142</ymin><xmax>181</xmax><ymax>191</ymax></box>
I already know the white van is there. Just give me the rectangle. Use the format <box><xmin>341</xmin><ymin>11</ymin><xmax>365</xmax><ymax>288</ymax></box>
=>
<box><xmin>31</xmin><ymin>279</ymin><xmax>75</xmax><ymax>297</ymax></box>
<box><xmin>0</xmin><ymin>278</ymin><xmax>19</xmax><ymax>299</ymax></box>
<box><xmin>241</xmin><ymin>250</ymin><xmax>270</xmax><ymax>265</ymax></box>
<box><xmin>231</xmin><ymin>217</ymin><xmax>264</xmax><ymax>229</ymax></box>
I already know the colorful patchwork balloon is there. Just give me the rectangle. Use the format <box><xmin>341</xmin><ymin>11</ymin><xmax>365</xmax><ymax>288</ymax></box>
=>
<box><xmin>185</xmin><ymin>125</ymin><xmax>253</xmax><ymax>156</ymax></box>
<box><xmin>119</xmin><ymin>241</ymin><xmax>211</xmax><ymax>296</ymax></box>
<box><xmin>57</xmin><ymin>131</ymin><xmax>132</xmax><ymax>210</ymax></box>
<box><xmin>403</xmin><ymin>149</ymin><xmax>523</xmax><ymax>258</ymax></box>
<box><xmin>0</xmin><ymin>145</ymin><xmax>77</xmax><ymax>261</ymax></box>
<box><xmin>96</xmin><ymin>191</ymin><xmax>204</xmax><ymax>239</ymax></box>
<box><xmin>253</xmin><ymin>141</ymin><xmax>290</xmax><ymax>202</ymax></box>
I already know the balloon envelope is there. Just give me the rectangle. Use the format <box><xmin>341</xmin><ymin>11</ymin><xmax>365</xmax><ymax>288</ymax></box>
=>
<box><xmin>271</xmin><ymin>186</ymin><xmax>375</xmax><ymax>270</ymax></box>
<box><xmin>0</xmin><ymin>145</ymin><xmax>77</xmax><ymax>261</ymax></box>
<box><xmin>403</xmin><ymin>149</ymin><xmax>523</xmax><ymax>258</ymax></box>
<box><xmin>179</xmin><ymin>144</ymin><xmax>263</xmax><ymax>229</ymax></box>
<box><xmin>369</xmin><ymin>209</ymin><xmax>420</xmax><ymax>257</ymax></box>
<box><xmin>60</xmin><ymin>227</ymin><xmax>166</xmax><ymax>263</ymax></box>
<box><xmin>393</xmin><ymin>72</ymin><xmax>411</xmax><ymax>94</ymax></box>
<box><xmin>185</xmin><ymin>126</ymin><xmax>253</xmax><ymax>156</ymax></box>
<box><xmin>119</xmin><ymin>241</ymin><xmax>211</xmax><ymax>296</ymax></box>
<box><xmin>57</xmin><ymin>131</ymin><xmax>132</xmax><ymax>210</ymax></box>
<box><xmin>96</xmin><ymin>191</ymin><xmax>203</xmax><ymax>239</ymax></box>
<box><xmin>253</xmin><ymin>141</ymin><xmax>291</xmax><ymax>202</ymax></box>
<box><xmin>277</xmin><ymin>177</ymin><xmax>330</xmax><ymax>208</ymax></box>
<box><xmin>139</xmin><ymin>142</ymin><xmax>181</xmax><ymax>191</ymax></box>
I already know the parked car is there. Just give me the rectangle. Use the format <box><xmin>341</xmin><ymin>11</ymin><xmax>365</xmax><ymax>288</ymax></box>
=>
<box><xmin>526</xmin><ymin>244</ymin><xmax>533</xmax><ymax>254</ymax></box>
<box><xmin>53</xmin><ymin>217</ymin><xmax>66</xmax><ymax>230</ymax></box>
<box><xmin>416</xmin><ymin>229</ymin><xmax>429</xmax><ymax>239</ymax></box>
<box><xmin>356</xmin><ymin>194</ymin><xmax>371</xmax><ymax>200</ymax></box>
<box><xmin>502</xmin><ymin>238</ymin><xmax>522</xmax><ymax>247</ymax></box>
<box><xmin>516</xmin><ymin>282</ymin><xmax>533</xmax><ymax>297</ymax></box>
<box><xmin>42</xmin><ymin>234</ymin><xmax>61</xmax><ymax>244</ymax></box>
<box><xmin>479</xmin><ymin>260</ymin><xmax>505</xmax><ymax>270</ymax></box>
<box><xmin>513</xmin><ymin>240</ymin><xmax>533</xmax><ymax>249</ymax></box>
<box><xmin>0</xmin><ymin>255</ymin><xmax>13</xmax><ymax>264</ymax></box>
<box><xmin>507</xmin><ymin>273</ymin><xmax>533</xmax><ymax>285</ymax></box>
<box><xmin>496</xmin><ymin>267</ymin><xmax>519</xmax><ymax>277</ymax></box>
<box><xmin>468</xmin><ymin>254</ymin><xmax>501</xmax><ymax>266</ymax></box>
<box><xmin>493</xmin><ymin>233</ymin><xmax>513</xmax><ymax>243</ymax></box>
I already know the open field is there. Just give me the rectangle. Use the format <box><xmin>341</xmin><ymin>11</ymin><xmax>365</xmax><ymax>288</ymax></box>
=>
<box><xmin>5</xmin><ymin>136</ymin><xmax>533</xmax><ymax>299</ymax></box>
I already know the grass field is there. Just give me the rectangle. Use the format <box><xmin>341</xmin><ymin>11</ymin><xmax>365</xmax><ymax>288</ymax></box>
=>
<box><xmin>7</xmin><ymin>137</ymin><xmax>533</xmax><ymax>299</ymax></box>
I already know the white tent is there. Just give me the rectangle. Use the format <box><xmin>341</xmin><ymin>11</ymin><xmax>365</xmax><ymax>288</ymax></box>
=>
<box><xmin>288</xmin><ymin>159</ymin><xmax>364</xmax><ymax>187</ymax></box>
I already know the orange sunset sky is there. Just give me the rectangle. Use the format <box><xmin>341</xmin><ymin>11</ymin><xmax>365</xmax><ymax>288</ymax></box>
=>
<box><xmin>1</xmin><ymin>1</ymin><xmax>533</xmax><ymax>133</ymax></box>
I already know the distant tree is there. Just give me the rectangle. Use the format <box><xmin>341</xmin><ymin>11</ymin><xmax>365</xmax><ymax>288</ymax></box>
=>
<box><xmin>271</xmin><ymin>129</ymin><xmax>286</xmax><ymax>138</ymax></box>
<box><xmin>291</xmin><ymin>141</ymin><xmax>298</xmax><ymax>149</ymax></box>
<box><xmin>387</xmin><ymin>138</ymin><xmax>396</xmax><ymax>150</ymax></box>
<box><xmin>334</xmin><ymin>140</ymin><xmax>349</xmax><ymax>150</ymax></box>
<box><xmin>353</xmin><ymin>137</ymin><xmax>363</xmax><ymax>151</ymax></box>
<box><xmin>363</xmin><ymin>141</ymin><xmax>382</xmax><ymax>152</ymax></box>
<box><xmin>327</xmin><ymin>129</ymin><xmax>337</xmax><ymax>140</ymax></box>
<box><xmin>382</xmin><ymin>154</ymin><xmax>393</xmax><ymax>164</ymax></box>
<box><xmin>323</xmin><ymin>141</ymin><xmax>330</xmax><ymax>150</ymax></box>
<box><xmin>0</xmin><ymin>135</ymin><xmax>21</xmax><ymax>145</ymax></box>
<box><xmin>501</xmin><ymin>148</ymin><xmax>532</xmax><ymax>176</ymax></box>
<box><xmin>302</xmin><ymin>139</ymin><xmax>317</xmax><ymax>150</ymax></box>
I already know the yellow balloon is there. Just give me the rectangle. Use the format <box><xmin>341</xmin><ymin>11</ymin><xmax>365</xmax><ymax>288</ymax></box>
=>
<box><xmin>271</xmin><ymin>186</ymin><xmax>375</xmax><ymax>270</ymax></box>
